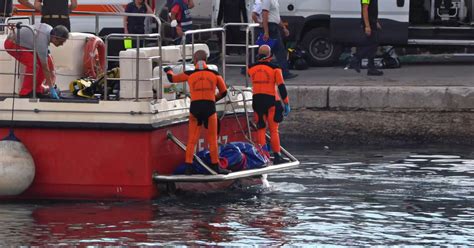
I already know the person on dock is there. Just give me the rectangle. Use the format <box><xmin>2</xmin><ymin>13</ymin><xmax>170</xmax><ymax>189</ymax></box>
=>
<box><xmin>4</xmin><ymin>23</ymin><xmax>69</xmax><ymax>98</ymax></box>
<box><xmin>217</xmin><ymin>0</ymin><xmax>248</xmax><ymax>54</ymax></box>
<box><xmin>124</xmin><ymin>0</ymin><xmax>153</xmax><ymax>48</ymax></box>
<box><xmin>348</xmin><ymin>0</ymin><xmax>383</xmax><ymax>76</ymax></box>
<box><xmin>261</xmin><ymin>0</ymin><xmax>297</xmax><ymax>80</ymax></box>
<box><xmin>248</xmin><ymin>45</ymin><xmax>291</xmax><ymax>165</ymax></box>
<box><xmin>164</xmin><ymin>50</ymin><xmax>230</xmax><ymax>175</ymax></box>
<box><xmin>169</xmin><ymin>0</ymin><xmax>194</xmax><ymax>45</ymax></box>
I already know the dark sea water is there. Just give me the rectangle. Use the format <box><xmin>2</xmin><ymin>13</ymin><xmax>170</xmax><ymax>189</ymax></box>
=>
<box><xmin>0</xmin><ymin>145</ymin><xmax>473</xmax><ymax>246</ymax></box>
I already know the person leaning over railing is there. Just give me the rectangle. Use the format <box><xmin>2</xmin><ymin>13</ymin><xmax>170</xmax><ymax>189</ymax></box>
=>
<box><xmin>34</xmin><ymin>0</ymin><xmax>77</xmax><ymax>31</ymax></box>
<box><xmin>4</xmin><ymin>23</ymin><xmax>69</xmax><ymax>98</ymax></box>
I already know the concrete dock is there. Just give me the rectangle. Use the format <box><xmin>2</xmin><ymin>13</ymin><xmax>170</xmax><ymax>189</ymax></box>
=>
<box><xmin>226</xmin><ymin>58</ymin><xmax>474</xmax><ymax>145</ymax></box>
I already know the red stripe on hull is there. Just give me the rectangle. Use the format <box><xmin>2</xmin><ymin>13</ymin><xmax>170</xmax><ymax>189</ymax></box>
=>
<box><xmin>0</xmin><ymin>115</ymin><xmax>252</xmax><ymax>200</ymax></box>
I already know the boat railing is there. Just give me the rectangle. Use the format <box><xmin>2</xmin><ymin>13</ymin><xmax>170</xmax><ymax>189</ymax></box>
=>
<box><xmin>13</xmin><ymin>9</ymin><xmax>162</xmax><ymax>37</ymax></box>
<box><xmin>68</xmin><ymin>10</ymin><xmax>163</xmax><ymax>101</ymax></box>
<box><xmin>2</xmin><ymin>16</ymin><xmax>32</xmax><ymax>29</ymax></box>
<box><xmin>0</xmin><ymin>23</ymin><xmax>38</xmax><ymax>97</ymax></box>
<box><xmin>222</xmin><ymin>23</ymin><xmax>260</xmax><ymax>86</ymax></box>
<box><xmin>225</xmin><ymin>87</ymin><xmax>254</xmax><ymax>141</ymax></box>
<box><xmin>105</xmin><ymin>33</ymin><xmax>162</xmax><ymax>101</ymax></box>
<box><xmin>11</xmin><ymin>9</ymin><xmax>164</xmax><ymax>101</ymax></box>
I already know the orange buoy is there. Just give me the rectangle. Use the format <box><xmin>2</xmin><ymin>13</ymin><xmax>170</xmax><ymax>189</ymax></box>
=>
<box><xmin>83</xmin><ymin>36</ymin><xmax>106</xmax><ymax>79</ymax></box>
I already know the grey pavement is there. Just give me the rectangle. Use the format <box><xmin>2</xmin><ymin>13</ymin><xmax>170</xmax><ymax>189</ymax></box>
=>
<box><xmin>224</xmin><ymin>56</ymin><xmax>474</xmax><ymax>87</ymax></box>
<box><xmin>223</xmin><ymin>56</ymin><xmax>474</xmax><ymax>110</ymax></box>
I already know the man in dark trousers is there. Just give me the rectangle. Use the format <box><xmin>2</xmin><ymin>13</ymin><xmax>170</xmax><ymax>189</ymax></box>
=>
<box><xmin>261</xmin><ymin>0</ymin><xmax>297</xmax><ymax>80</ymax></box>
<box><xmin>34</xmin><ymin>0</ymin><xmax>77</xmax><ymax>31</ymax></box>
<box><xmin>349</xmin><ymin>0</ymin><xmax>383</xmax><ymax>76</ymax></box>
<box><xmin>217</xmin><ymin>0</ymin><xmax>248</xmax><ymax>54</ymax></box>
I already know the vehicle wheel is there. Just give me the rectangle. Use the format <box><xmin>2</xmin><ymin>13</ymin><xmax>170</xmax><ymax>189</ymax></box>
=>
<box><xmin>301</xmin><ymin>27</ymin><xmax>342</xmax><ymax>66</ymax></box>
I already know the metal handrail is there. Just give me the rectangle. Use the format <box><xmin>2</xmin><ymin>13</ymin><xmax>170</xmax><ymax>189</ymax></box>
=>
<box><xmin>14</xmin><ymin>9</ymin><xmax>165</xmax><ymax>101</ymax></box>
<box><xmin>70</xmin><ymin>11</ymin><xmax>162</xmax><ymax>36</ymax></box>
<box><xmin>226</xmin><ymin>87</ymin><xmax>253</xmax><ymax>141</ymax></box>
<box><xmin>15</xmin><ymin>9</ymin><xmax>162</xmax><ymax>35</ymax></box>
<box><xmin>179</xmin><ymin>27</ymin><xmax>226</xmax><ymax>98</ymax></box>
<box><xmin>0</xmin><ymin>23</ymin><xmax>37</xmax><ymax>98</ymax></box>
<box><xmin>223</xmin><ymin>23</ymin><xmax>259</xmax><ymax>87</ymax></box>
<box><xmin>105</xmin><ymin>33</ymin><xmax>161</xmax><ymax>101</ymax></box>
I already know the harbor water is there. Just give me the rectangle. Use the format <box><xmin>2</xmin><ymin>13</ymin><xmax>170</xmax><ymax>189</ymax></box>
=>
<box><xmin>0</xmin><ymin>144</ymin><xmax>473</xmax><ymax>246</ymax></box>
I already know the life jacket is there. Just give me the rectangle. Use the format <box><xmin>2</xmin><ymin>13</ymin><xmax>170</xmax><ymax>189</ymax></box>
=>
<box><xmin>173</xmin><ymin>0</ymin><xmax>192</xmax><ymax>27</ymax></box>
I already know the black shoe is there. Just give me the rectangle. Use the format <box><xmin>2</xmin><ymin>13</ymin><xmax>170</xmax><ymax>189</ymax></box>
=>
<box><xmin>284</xmin><ymin>73</ymin><xmax>298</xmax><ymax>80</ymax></box>
<box><xmin>210</xmin><ymin>163</ymin><xmax>230</xmax><ymax>175</ymax></box>
<box><xmin>367</xmin><ymin>68</ymin><xmax>384</xmax><ymax>76</ymax></box>
<box><xmin>273</xmin><ymin>153</ymin><xmax>290</xmax><ymax>165</ymax></box>
<box><xmin>349</xmin><ymin>58</ymin><xmax>361</xmax><ymax>73</ymax></box>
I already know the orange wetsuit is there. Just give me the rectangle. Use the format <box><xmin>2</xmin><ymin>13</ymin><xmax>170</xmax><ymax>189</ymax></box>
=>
<box><xmin>166</xmin><ymin>62</ymin><xmax>228</xmax><ymax>165</ymax></box>
<box><xmin>248</xmin><ymin>60</ymin><xmax>289</xmax><ymax>154</ymax></box>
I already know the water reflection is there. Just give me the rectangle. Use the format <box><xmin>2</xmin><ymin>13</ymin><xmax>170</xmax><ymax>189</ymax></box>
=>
<box><xmin>0</xmin><ymin>145</ymin><xmax>472</xmax><ymax>245</ymax></box>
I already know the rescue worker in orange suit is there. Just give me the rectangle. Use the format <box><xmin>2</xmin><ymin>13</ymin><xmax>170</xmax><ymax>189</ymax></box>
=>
<box><xmin>248</xmin><ymin>45</ymin><xmax>291</xmax><ymax>165</ymax></box>
<box><xmin>34</xmin><ymin>0</ymin><xmax>77</xmax><ymax>31</ymax></box>
<box><xmin>164</xmin><ymin>50</ymin><xmax>231</xmax><ymax>175</ymax></box>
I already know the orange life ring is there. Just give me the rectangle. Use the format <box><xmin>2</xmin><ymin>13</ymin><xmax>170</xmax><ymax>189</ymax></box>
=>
<box><xmin>83</xmin><ymin>36</ymin><xmax>106</xmax><ymax>79</ymax></box>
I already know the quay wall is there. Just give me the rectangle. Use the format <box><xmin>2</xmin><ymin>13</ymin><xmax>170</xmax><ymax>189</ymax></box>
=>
<box><xmin>280</xmin><ymin>86</ymin><xmax>474</xmax><ymax>145</ymax></box>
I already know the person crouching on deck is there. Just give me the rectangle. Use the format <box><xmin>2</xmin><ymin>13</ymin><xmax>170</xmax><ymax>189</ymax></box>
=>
<box><xmin>248</xmin><ymin>45</ymin><xmax>291</xmax><ymax>165</ymax></box>
<box><xmin>4</xmin><ymin>23</ymin><xmax>69</xmax><ymax>98</ymax></box>
<box><xmin>164</xmin><ymin>50</ymin><xmax>230</xmax><ymax>175</ymax></box>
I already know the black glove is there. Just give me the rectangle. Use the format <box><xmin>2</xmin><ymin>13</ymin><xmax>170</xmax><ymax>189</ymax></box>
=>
<box><xmin>164</xmin><ymin>67</ymin><xmax>172</xmax><ymax>73</ymax></box>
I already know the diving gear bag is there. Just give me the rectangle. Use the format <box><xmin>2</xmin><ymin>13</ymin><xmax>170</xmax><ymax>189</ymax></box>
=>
<box><xmin>69</xmin><ymin>68</ymin><xmax>120</xmax><ymax>99</ymax></box>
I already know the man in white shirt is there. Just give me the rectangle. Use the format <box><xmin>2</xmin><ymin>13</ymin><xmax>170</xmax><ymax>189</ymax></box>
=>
<box><xmin>261</xmin><ymin>0</ymin><xmax>297</xmax><ymax>79</ymax></box>
<box><xmin>252</xmin><ymin>0</ymin><xmax>262</xmax><ymax>24</ymax></box>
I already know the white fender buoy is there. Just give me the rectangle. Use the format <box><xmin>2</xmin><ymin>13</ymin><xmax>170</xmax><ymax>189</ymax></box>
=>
<box><xmin>0</xmin><ymin>131</ymin><xmax>35</xmax><ymax>196</ymax></box>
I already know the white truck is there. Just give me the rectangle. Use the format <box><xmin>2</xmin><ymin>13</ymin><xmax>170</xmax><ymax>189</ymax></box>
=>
<box><xmin>278</xmin><ymin>0</ymin><xmax>474</xmax><ymax>66</ymax></box>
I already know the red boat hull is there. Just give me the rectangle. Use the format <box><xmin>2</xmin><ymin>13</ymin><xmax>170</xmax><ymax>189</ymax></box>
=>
<box><xmin>0</xmin><ymin>115</ymin><xmax>253</xmax><ymax>200</ymax></box>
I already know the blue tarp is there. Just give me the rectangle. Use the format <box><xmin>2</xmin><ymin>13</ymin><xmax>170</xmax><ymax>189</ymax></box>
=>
<box><xmin>174</xmin><ymin>142</ymin><xmax>269</xmax><ymax>175</ymax></box>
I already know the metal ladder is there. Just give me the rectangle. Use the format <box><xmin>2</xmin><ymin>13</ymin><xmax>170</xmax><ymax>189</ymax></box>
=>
<box><xmin>223</xmin><ymin>23</ymin><xmax>260</xmax><ymax>87</ymax></box>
